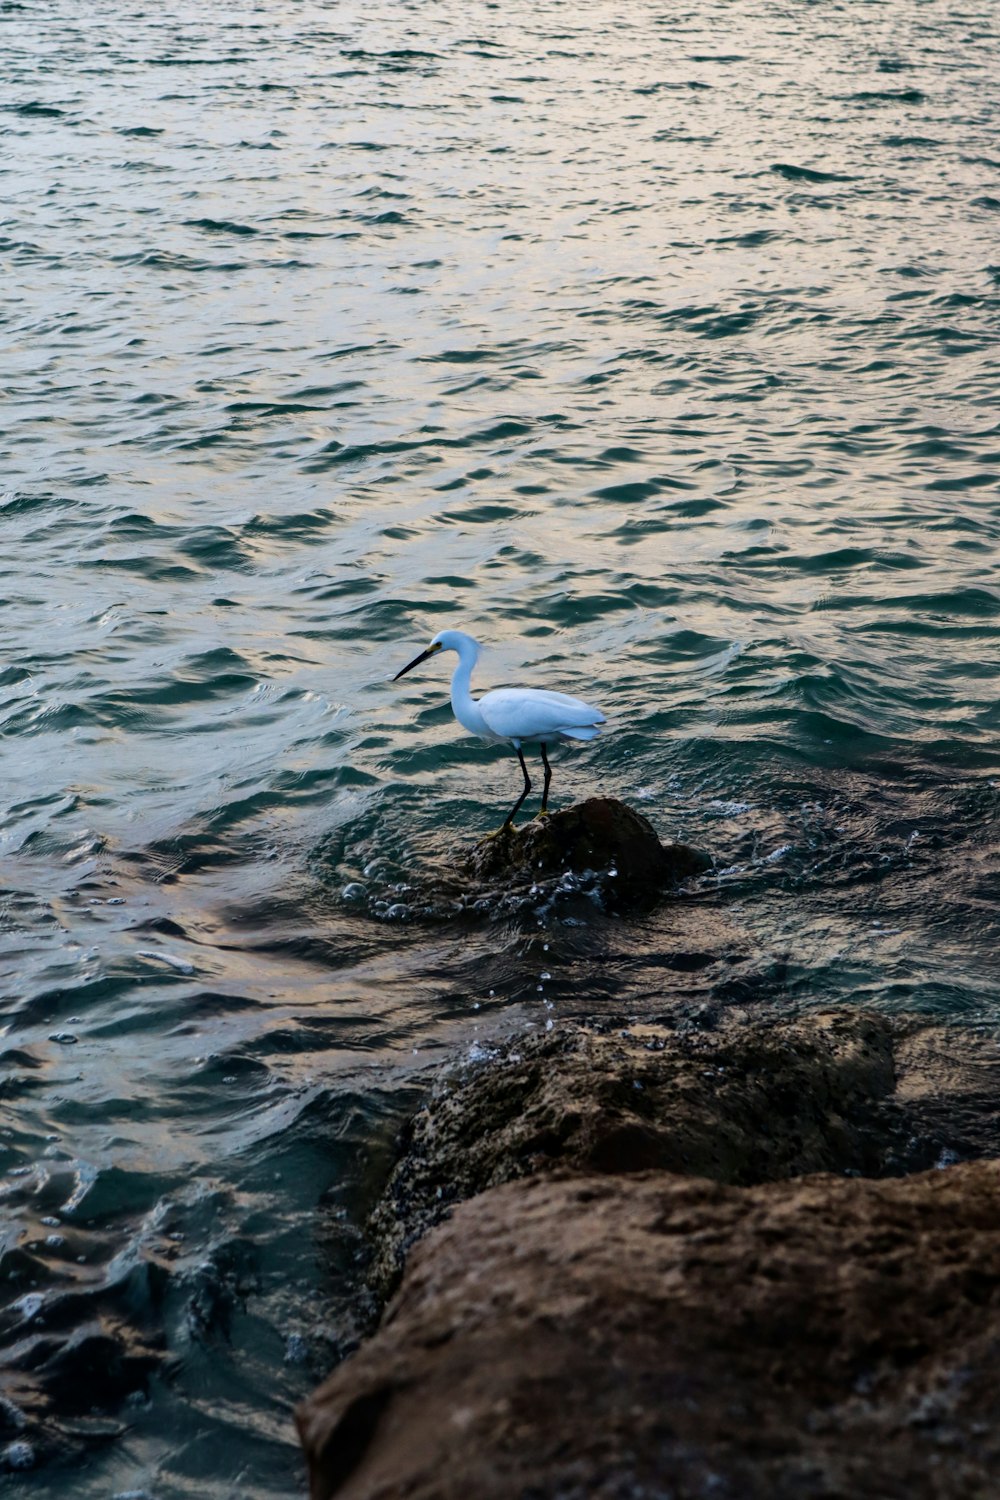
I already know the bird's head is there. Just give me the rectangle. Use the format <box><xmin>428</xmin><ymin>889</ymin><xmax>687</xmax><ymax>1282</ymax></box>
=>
<box><xmin>393</xmin><ymin>629</ymin><xmax>479</xmax><ymax>681</ymax></box>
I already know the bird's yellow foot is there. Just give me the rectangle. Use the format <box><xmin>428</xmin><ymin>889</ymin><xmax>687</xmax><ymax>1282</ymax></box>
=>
<box><xmin>534</xmin><ymin>809</ymin><xmax>551</xmax><ymax>820</ymax></box>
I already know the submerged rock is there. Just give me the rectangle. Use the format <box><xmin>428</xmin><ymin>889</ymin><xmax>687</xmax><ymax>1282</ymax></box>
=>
<box><xmin>0</xmin><ymin>1318</ymin><xmax>164</xmax><ymax>1466</ymax></box>
<box><xmin>298</xmin><ymin>1163</ymin><xmax>1000</xmax><ymax>1500</ymax></box>
<box><xmin>465</xmin><ymin>796</ymin><xmax>710</xmax><ymax>900</ymax></box>
<box><xmin>0</xmin><ymin>1208</ymin><xmax>169</xmax><ymax>1468</ymax></box>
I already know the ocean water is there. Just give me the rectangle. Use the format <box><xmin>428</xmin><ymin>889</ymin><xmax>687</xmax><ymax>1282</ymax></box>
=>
<box><xmin>2</xmin><ymin>0</ymin><xmax>999</xmax><ymax>1492</ymax></box>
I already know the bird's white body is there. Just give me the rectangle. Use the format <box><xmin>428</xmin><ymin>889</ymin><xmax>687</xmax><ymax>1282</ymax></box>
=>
<box><xmin>393</xmin><ymin>628</ymin><xmax>606</xmax><ymax>824</ymax></box>
<box><xmin>441</xmin><ymin>632</ymin><xmax>605</xmax><ymax>747</ymax></box>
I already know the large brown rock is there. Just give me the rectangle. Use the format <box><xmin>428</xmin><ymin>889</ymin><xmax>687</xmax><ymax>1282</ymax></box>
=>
<box><xmin>300</xmin><ymin>1012</ymin><xmax>1000</xmax><ymax>1496</ymax></box>
<box><xmin>298</xmin><ymin>1163</ymin><xmax>1000</xmax><ymax>1500</ymax></box>
<box><xmin>366</xmin><ymin>1011</ymin><xmax>939</xmax><ymax>1301</ymax></box>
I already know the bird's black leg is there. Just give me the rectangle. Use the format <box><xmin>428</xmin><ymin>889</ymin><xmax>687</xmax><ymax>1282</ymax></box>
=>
<box><xmin>539</xmin><ymin>744</ymin><xmax>553</xmax><ymax>815</ymax></box>
<box><xmin>505</xmin><ymin>747</ymin><xmax>532</xmax><ymax>827</ymax></box>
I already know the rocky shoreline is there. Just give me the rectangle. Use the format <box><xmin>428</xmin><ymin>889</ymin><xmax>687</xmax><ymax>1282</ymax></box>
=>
<box><xmin>297</xmin><ymin>802</ymin><xmax>1000</xmax><ymax>1499</ymax></box>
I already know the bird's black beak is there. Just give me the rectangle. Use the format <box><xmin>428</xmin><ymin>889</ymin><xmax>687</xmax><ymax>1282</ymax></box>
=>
<box><xmin>393</xmin><ymin>645</ymin><xmax>438</xmax><ymax>681</ymax></box>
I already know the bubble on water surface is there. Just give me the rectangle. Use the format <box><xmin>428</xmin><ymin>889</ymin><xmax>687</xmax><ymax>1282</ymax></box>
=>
<box><xmin>2</xmin><ymin>1441</ymin><xmax>35</xmax><ymax>1471</ymax></box>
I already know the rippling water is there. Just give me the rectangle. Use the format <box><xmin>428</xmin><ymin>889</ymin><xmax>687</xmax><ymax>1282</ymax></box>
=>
<box><xmin>3</xmin><ymin>0</ymin><xmax>1000</xmax><ymax>1491</ymax></box>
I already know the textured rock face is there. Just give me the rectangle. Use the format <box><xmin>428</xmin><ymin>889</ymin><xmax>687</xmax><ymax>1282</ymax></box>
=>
<box><xmin>465</xmin><ymin>796</ymin><xmax>711</xmax><ymax>899</ymax></box>
<box><xmin>298</xmin><ymin>1163</ymin><xmax>1000</xmax><ymax>1500</ymax></box>
<box><xmin>366</xmin><ymin>1011</ymin><xmax>946</xmax><ymax>1301</ymax></box>
<box><xmin>299</xmin><ymin>1009</ymin><xmax>1000</xmax><ymax>1498</ymax></box>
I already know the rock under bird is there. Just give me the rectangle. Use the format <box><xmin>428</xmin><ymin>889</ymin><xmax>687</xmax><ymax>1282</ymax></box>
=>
<box><xmin>393</xmin><ymin>629</ymin><xmax>607</xmax><ymax>826</ymax></box>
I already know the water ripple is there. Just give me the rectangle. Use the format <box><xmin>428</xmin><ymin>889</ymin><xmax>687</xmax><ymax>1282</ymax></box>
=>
<box><xmin>2</xmin><ymin>0</ymin><xmax>1000</xmax><ymax>1492</ymax></box>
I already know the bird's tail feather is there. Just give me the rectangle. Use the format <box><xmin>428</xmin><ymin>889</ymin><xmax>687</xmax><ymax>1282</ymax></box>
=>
<box><xmin>561</xmin><ymin>725</ymin><xmax>602</xmax><ymax>741</ymax></box>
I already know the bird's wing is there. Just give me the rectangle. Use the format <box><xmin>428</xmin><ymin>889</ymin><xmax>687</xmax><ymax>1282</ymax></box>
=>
<box><xmin>479</xmin><ymin>687</ymin><xmax>605</xmax><ymax>741</ymax></box>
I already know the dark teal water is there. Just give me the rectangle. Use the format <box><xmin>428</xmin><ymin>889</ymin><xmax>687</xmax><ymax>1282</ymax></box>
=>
<box><xmin>2</xmin><ymin>0</ymin><xmax>1000</xmax><ymax>1492</ymax></box>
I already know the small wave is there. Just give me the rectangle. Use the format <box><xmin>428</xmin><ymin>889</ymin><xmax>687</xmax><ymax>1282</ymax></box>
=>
<box><xmin>305</xmin><ymin>418</ymin><xmax>533</xmax><ymax>473</ymax></box>
<box><xmin>882</xmin><ymin>134</ymin><xmax>940</xmax><ymax>148</ymax></box>
<box><xmin>6</xmin><ymin>101</ymin><xmax>63</xmax><ymax>117</ymax></box>
<box><xmin>109</xmin><ymin>249</ymin><xmax>252</xmax><ymax>273</ymax></box>
<box><xmin>710</xmin><ymin>228</ymin><xmax>778</xmax><ymax>247</ymax></box>
<box><xmin>637</xmin><ymin>78</ymin><xmax>713</xmax><ymax>96</ymax></box>
<box><xmin>924</xmin><ymin>472</ymin><xmax>999</xmax><ymax>492</ymax></box>
<box><xmin>848</xmin><ymin>87</ymin><xmax>926</xmax><ymax>104</ymax></box>
<box><xmin>185</xmin><ymin>217</ymin><xmax>259</xmax><ymax>236</ymax></box>
<box><xmin>771</xmin><ymin>162</ymin><xmax>855</xmax><ymax>183</ymax></box>
<box><xmin>356</xmin><ymin>209</ymin><xmax>413</xmax><ymax>226</ymax></box>
<box><xmin>134</xmin><ymin>949</ymin><xmax>196</xmax><ymax>975</ymax></box>
<box><xmin>593</xmin><ymin>479</ymin><xmax>667</xmax><ymax>503</ymax></box>
<box><xmin>0</xmin><ymin>489</ymin><xmax>70</xmax><ymax>519</ymax></box>
<box><xmin>421</xmin><ymin>347</ymin><xmax>500</xmax><ymax>365</ymax></box>
<box><xmin>147</xmin><ymin>53</ymin><xmax>244</xmax><ymax>67</ymax></box>
<box><xmin>340</xmin><ymin>46</ymin><xmax>440</xmax><ymax>62</ymax></box>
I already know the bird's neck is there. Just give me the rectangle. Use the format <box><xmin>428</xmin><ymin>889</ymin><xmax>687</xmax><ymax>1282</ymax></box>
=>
<box><xmin>449</xmin><ymin>643</ymin><xmax>488</xmax><ymax>736</ymax></box>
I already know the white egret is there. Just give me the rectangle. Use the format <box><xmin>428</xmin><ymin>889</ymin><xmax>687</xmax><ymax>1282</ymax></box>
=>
<box><xmin>393</xmin><ymin>629</ymin><xmax>606</xmax><ymax>826</ymax></box>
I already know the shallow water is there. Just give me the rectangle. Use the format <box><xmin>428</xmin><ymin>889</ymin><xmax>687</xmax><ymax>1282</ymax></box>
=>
<box><xmin>2</xmin><ymin>0</ymin><xmax>1000</xmax><ymax>1491</ymax></box>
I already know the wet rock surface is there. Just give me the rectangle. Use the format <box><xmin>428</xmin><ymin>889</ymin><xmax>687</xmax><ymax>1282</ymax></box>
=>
<box><xmin>299</xmin><ymin>1163</ymin><xmax>1000</xmax><ymax>1500</ymax></box>
<box><xmin>300</xmin><ymin>1009</ymin><xmax>1000</xmax><ymax>1498</ymax></box>
<box><xmin>465</xmin><ymin>796</ymin><xmax>711</xmax><ymax>903</ymax></box>
<box><xmin>338</xmin><ymin>796</ymin><xmax>713</xmax><ymax>923</ymax></box>
<box><xmin>366</xmin><ymin>1011</ymin><xmax>976</xmax><ymax>1302</ymax></box>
